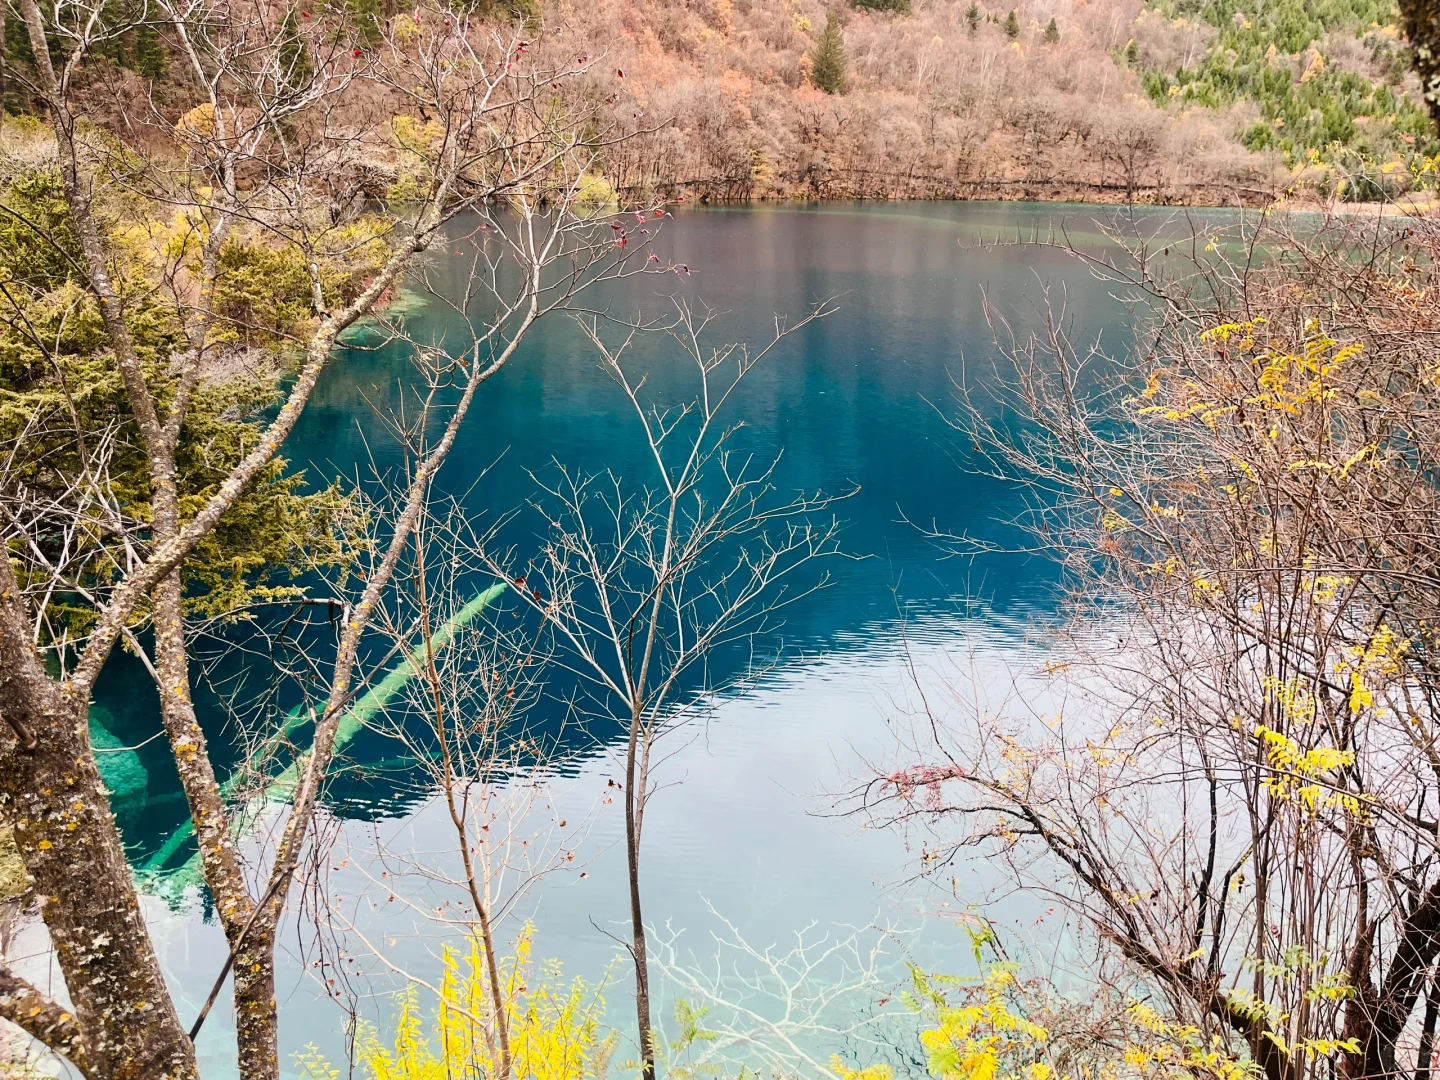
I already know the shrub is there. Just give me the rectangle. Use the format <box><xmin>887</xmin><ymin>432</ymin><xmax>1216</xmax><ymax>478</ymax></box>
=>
<box><xmin>296</xmin><ymin>927</ymin><xmax>615</xmax><ymax>1080</ymax></box>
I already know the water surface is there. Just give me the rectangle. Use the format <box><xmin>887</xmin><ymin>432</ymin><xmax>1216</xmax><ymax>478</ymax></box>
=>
<box><xmin>80</xmin><ymin>201</ymin><xmax>1205</xmax><ymax>1076</ymax></box>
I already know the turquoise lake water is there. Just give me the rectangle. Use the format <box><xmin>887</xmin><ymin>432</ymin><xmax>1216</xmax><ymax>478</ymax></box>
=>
<box><xmin>69</xmin><ymin>201</ymin><xmax>1236</xmax><ymax>1076</ymax></box>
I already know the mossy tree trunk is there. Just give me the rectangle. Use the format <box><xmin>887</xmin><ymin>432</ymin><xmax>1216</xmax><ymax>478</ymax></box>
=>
<box><xmin>0</xmin><ymin>555</ymin><xmax>195</xmax><ymax>1080</ymax></box>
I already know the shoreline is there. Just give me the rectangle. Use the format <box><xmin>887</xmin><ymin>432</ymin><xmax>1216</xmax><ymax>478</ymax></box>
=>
<box><xmin>622</xmin><ymin>178</ymin><xmax>1439</xmax><ymax>216</ymax></box>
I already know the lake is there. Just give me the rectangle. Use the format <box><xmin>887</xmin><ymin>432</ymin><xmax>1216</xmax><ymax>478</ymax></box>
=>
<box><xmin>73</xmin><ymin>201</ymin><xmax>1219</xmax><ymax>1077</ymax></box>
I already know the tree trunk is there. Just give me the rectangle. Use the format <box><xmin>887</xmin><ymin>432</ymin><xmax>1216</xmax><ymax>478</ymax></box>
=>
<box><xmin>153</xmin><ymin>571</ymin><xmax>278</xmax><ymax>1080</ymax></box>
<box><xmin>624</xmin><ymin>712</ymin><xmax>655</xmax><ymax>1080</ymax></box>
<box><xmin>0</xmin><ymin>560</ymin><xmax>198</xmax><ymax>1080</ymax></box>
<box><xmin>1417</xmin><ymin>973</ymin><xmax>1439</xmax><ymax>1080</ymax></box>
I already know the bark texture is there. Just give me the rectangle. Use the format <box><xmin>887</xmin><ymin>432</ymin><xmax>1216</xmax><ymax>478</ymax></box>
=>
<box><xmin>0</xmin><ymin>557</ymin><xmax>197</xmax><ymax>1080</ymax></box>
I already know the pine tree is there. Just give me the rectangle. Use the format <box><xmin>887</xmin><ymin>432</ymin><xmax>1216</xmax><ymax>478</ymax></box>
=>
<box><xmin>347</xmin><ymin>0</ymin><xmax>383</xmax><ymax>44</ymax></box>
<box><xmin>1043</xmin><ymin>16</ymin><xmax>1060</xmax><ymax>42</ymax></box>
<box><xmin>1004</xmin><ymin>9</ymin><xmax>1020</xmax><ymax>37</ymax></box>
<box><xmin>278</xmin><ymin>9</ymin><xmax>314</xmax><ymax>99</ymax></box>
<box><xmin>1124</xmin><ymin>37</ymin><xmax>1139</xmax><ymax>63</ymax></box>
<box><xmin>965</xmin><ymin>1</ymin><xmax>981</xmax><ymax>33</ymax></box>
<box><xmin>810</xmin><ymin>10</ymin><xmax>847</xmax><ymax>94</ymax></box>
<box><xmin>133</xmin><ymin>22</ymin><xmax>167</xmax><ymax>78</ymax></box>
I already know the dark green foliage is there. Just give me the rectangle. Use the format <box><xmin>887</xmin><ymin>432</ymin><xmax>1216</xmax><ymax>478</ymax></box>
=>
<box><xmin>211</xmin><ymin>220</ymin><xmax>387</xmax><ymax>349</ymax></box>
<box><xmin>1004</xmin><ymin>9</ymin><xmax>1020</xmax><ymax>37</ymax></box>
<box><xmin>132</xmin><ymin>21</ymin><xmax>167</xmax><ymax>78</ymax></box>
<box><xmin>1139</xmin><ymin>0</ymin><xmax>1438</xmax><ymax>166</ymax></box>
<box><xmin>0</xmin><ymin>170</ymin><xmax>85</xmax><ymax>297</ymax></box>
<box><xmin>278</xmin><ymin>9</ymin><xmax>314</xmax><ymax>97</ymax></box>
<box><xmin>10</xmin><ymin>0</ymin><xmax>169</xmax><ymax>85</ymax></box>
<box><xmin>1333</xmin><ymin>155</ymin><xmax>1403</xmax><ymax>199</ymax></box>
<box><xmin>1124</xmin><ymin>37</ymin><xmax>1140</xmax><ymax>63</ymax></box>
<box><xmin>1157</xmin><ymin>0</ymin><xmax>1392</xmax><ymax>54</ymax></box>
<box><xmin>2</xmin><ymin>29</ymin><xmax>31</xmax><ymax>115</ymax></box>
<box><xmin>966</xmin><ymin>1</ymin><xmax>982</xmax><ymax>32</ymax></box>
<box><xmin>1043</xmin><ymin>16</ymin><xmax>1060</xmax><ymax>41</ymax></box>
<box><xmin>344</xmin><ymin>0</ymin><xmax>384</xmax><ymax>43</ymax></box>
<box><xmin>212</xmin><ymin>240</ymin><xmax>319</xmax><ymax>346</ymax></box>
<box><xmin>4</xmin><ymin>11</ymin><xmax>163</xmax><ymax>113</ymax></box>
<box><xmin>1397</xmin><ymin>0</ymin><xmax>1440</xmax><ymax>130</ymax></box>
<box><xmin>852</xmin><ymin>0</ymin><xmax>911</xmax><ymax>11</ymax></box>
<box><xmin>810</xmin><ymin>10</ymin><xmax>847</xmax><ymax>94</ymax></box>
<box><xmin>175</xmin><ymin>380</ymin><xmax>359</xmax><ymax>620</ymax></box>
<box><xmin>470</xmin><ymin>0</ymin><xmax>541</xmax><ymax>20</ymax></box>
<box><xmin>0</xmin><ymin>172</ymin><xmax>361</xmax><ymax>635</ymax></box>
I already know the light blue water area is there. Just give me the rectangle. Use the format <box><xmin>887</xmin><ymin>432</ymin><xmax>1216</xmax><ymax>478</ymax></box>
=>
<box><xmin>79</xmin><ymin>201</ymin><xmax>1212</xmax><ymax>1076</ymax></box>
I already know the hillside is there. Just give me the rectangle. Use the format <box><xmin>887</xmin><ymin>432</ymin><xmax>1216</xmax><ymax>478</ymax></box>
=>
<box><xmin>565</xmin><ymin>0</ymin><xmax>1439</xmax><ymax>203</ymax></box>
<box><xmin>1</xmin><ymin>0</ymin><xmax>1431</xmax><ymax>205</ymax></box>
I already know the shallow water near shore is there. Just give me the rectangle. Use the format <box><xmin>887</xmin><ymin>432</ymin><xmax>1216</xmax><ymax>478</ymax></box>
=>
<box><xmin>71</xmin><ymin>201</ymin><xmax>1230</xmax><ymax>1077</ymax></box>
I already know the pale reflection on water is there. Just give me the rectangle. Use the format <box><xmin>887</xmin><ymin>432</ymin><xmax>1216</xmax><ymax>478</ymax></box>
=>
<box><xmin>216</xmin><ymin>617</ymin><xmax>1061</xmax><ymax>1076</ymax></box>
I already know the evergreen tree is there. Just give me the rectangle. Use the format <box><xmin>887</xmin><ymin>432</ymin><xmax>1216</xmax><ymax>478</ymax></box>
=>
<box><xmin>1043</xmin><ymin>16</ymin><xmax>1060</xmax><ymax>42</ymax></box>
<box><xmin>1003</xmin><ymin>9</ymin><xmax>1020</xmax><ymax>37</ymax></box>
<box><xmin>965</xmin><ymin>1</ymin><xmax>981</xmax><ymax>33</ymax></box>
<box><xmin>852</xmin><ymin>0</ymin><xmax>910</xmax><ymax>10</ymax></box>
<box><xmin>133</xmin><ymin>22</ymin><xmax>167</xmax><ymax>78</ymax></box>
<box><xmin>1124</xmin><ymin>37</ymin><xmax>1139</xmax><ymax>63</ymax></box>
<box><xmin>346</xmin><ymin>0</ymin><xmax>383</xmax><ymax>44</ymax></box>
<box><xmin>474</xmin><ymin>0</ymin><xmax>542</xmax><ymax>19</ymax></box>
<box><xmin>810</xmin><ymin>10</ymin><xmax>847</xmax><ymax>94</ymax></box>
<box><xmin>278</xmin><ymin>8</ymin><xmax>314</xmax><ymax>98</ymax></box>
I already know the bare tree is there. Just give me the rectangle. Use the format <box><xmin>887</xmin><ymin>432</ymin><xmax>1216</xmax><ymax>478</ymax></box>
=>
<box><xmin>1095</xmin><ymin>107</ymin><xmax>1163</xmax><ymax>202</ymax></box>
<box><xmin>479</xmin><ymin>299</ymin><xmax>845</xmax><ymax>1079</ymax></box>
<box><xmin>354</xmin><ymin>490</ymin><xmax>579</xmax><ymax>1080</ymax></box>
<box><xmin>0</xmin><ymin>1</ymin><xmax>658</xmax><ymax>1074</ymax></box>
<box><xmin>873</xmin><ymin>210</ymin><xmax>1440</xmax><ymax>1080</ymax></box>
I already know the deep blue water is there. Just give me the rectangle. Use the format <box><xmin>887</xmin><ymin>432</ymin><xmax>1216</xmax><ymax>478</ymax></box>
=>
<box><xmin>95</xmin><ymin>201</ymin><xmax>1155</xmax><ymax>828</ymax></box>
<box><xmin>76</xmin><ymin>201</ymin><xmax>1215</xmax><ymax>1076</ymax></box>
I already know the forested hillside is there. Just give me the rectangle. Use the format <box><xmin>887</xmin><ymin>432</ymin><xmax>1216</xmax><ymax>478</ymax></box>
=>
<box><xmin>560</xmin><ymin>0</ymin><xmax>1438</xmax><ymax>202</ymax></box>
<box><xmin>1</xmin><ymin>0</ymin><xmax>1431</xmax><ymax>202</ymax></box>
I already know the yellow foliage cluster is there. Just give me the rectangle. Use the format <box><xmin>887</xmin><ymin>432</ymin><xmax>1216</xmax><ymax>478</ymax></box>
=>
<box><xmin>575</xmin><ymin>172</ymin><xmax>620</xmax><ymax>209</ymax></box>
<box><xmin>1122</xmin><ymin>1002</ymin><xmax>1255</xmax><ymax>1080</ymax></box>
<box><xmin>901</xmin><ymin>954</ymin><xmax>1261</xmax><ymax>1080</ymax></box>
<box><xmin>297</xmin><ymin>927</ymin><xmax>614</xmax><ymax>1080</ymax></box>
<box><xmin>1223</xmin><ymin>956</ymin><xmax>1358</xmax><ymax>1061</ymax></box>
<box><xmin>907</xmin><ymin>964</ymin><xmax>1053</xmax><ymax>1080</ymax></box>
<box><xmin>1252</xmin><ymin>725</ymin><xmax>1360</xmax><ymax>813</ymax></box>
<box><xmin>1261</xmin><ymin>675</ymin><xmax>1317</xmax><ymax>726</ymax></box>
<box><xmin>1236</xmin><ymin>322</ymin><xmax>1356</xmax><ymax>416</ymax></box>
<box><xmin>1335</xmin><ymin>623</ymin><xmax>1407</xmax><ymax>715</ymax></box>
<box><xmin>1308</xmin><ymin>573</ymin><xmax>1354</xmax><ymax>603</ymax></box>
<box><xmin>832</xmin><ymin>1059</ymin><xmax>896</xmax><ymax>1080</ymax></box>
<box><xmin>1141</xmin><ymin>321</ymin><xmax>1367</xmax><ymax>435</ymax></box>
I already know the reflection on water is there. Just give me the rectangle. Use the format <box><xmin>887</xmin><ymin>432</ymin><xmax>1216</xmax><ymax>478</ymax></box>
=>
<box><xmin>62</xmin><ymin>617</ymin><xmax>1067</xmax><ymax>1077</ymax></box>
<box><xmin>74</xmin><ymin>201</ymin><xmax>1192</xmax><ymax>1076</ymax></box>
